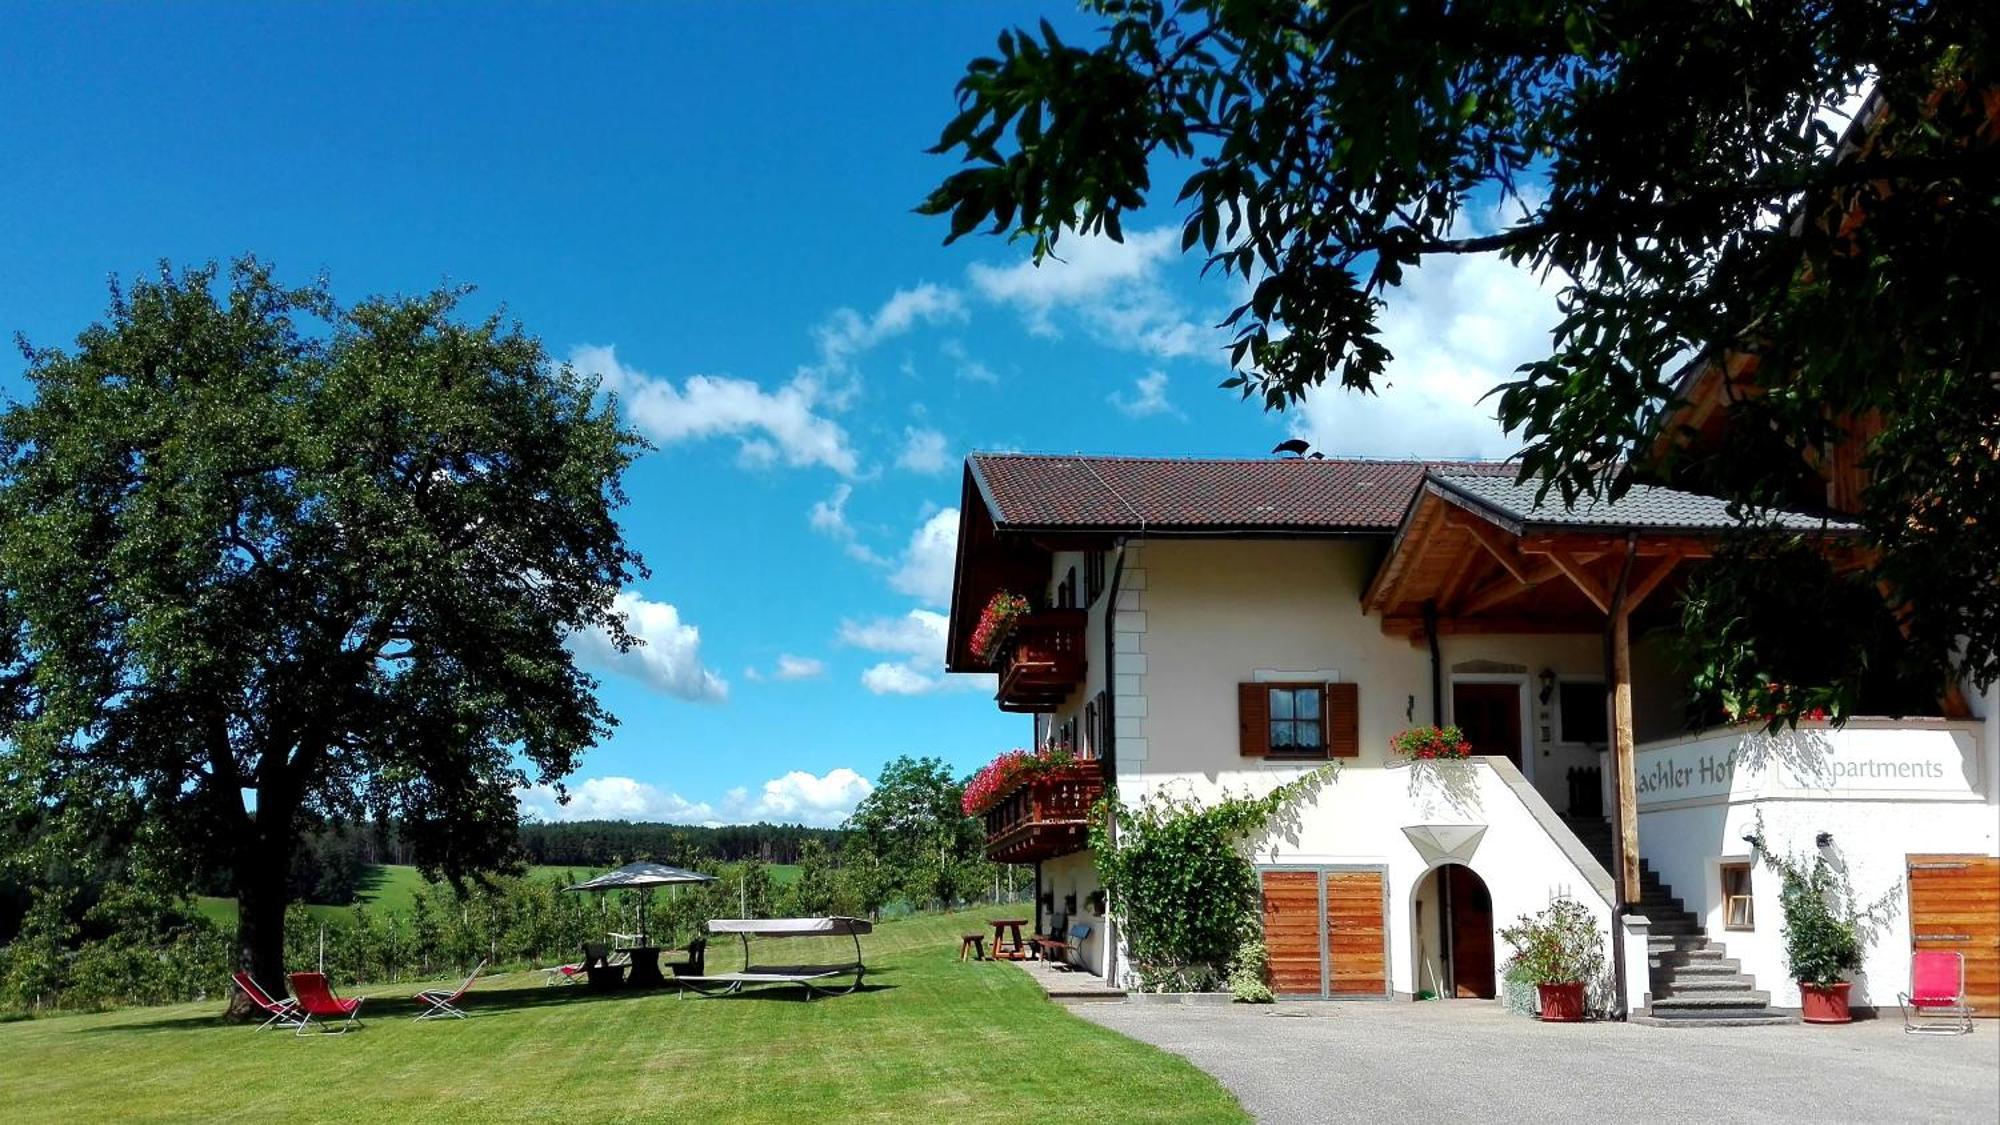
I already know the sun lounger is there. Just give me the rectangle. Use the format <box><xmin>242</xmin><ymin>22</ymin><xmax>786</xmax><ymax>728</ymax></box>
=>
<box><xmin>678</xmin><ymin>917</ymin><xmax>872</xmax><ymax>999</ymax></box>
<box><xmin>413</xmin><ymin>960</ymin><xmax>487</xmax><ymax>1021</ymax></box>
<box><xmin>232</xmin><ymin>971</ymin><xmax>305</xmax><ymax>1032</ymax></box>
<box><xmin>288</xmin><ymin>971</ymin><xmax>365</xmax><ymax>1036</ymax></box>
<box><xmin>1900</xmin><ymin>950</ymin><xmax>1974</xmax><ymax>1035</ymax></box>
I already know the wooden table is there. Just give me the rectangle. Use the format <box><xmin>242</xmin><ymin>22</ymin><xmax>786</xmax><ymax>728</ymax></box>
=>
<box><xmin>626</xmin><ymin>946</ymin><xmax>666</xmax><ymax>988</ymax></box>
<box><xmin>989</xmin><ymin>919</ymin><xmax>1031</xmax><ymax>960</ymax></box>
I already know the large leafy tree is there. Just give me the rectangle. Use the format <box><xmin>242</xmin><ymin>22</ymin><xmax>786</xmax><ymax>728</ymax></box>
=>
<box><xmin>922</xmin><ymin>0</ymin><xmax>1998</xmax><ymax>706</ymax></box>
<box><xmin>842</xmin><ymin>756</ymin><xmax>992</xmax><ymax>910</ymax></box>
<box><xmin>0</xmin><ymin>260</ymin><xmax>645</xmax><ymax>1012</ymax></box>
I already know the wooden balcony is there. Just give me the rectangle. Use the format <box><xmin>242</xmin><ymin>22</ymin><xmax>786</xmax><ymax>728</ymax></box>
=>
<box><xmin>982</xmin><ymin>759</ymin><xmax>1106</xmax><ymax>864</ymax></box>
<box><xmin>994</xmin><ymin>609</ymin><xmax>1087</xmax><ymax>713</ymax></box>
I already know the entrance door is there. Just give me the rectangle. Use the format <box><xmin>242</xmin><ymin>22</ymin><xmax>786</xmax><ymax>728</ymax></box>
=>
<box><xmin>1908</xmin><ymin>855</ymin><xmax>2000</xmax><ymax>1017</ymax></box>
<box><xmin>1453</xmin><ymin>682</ymin><xmax>1523</xmax><ymax>768</ymax></box>
<box><xmin>1259</xmin><ymin>867</ymin><xmax>1389</xmax><ymax>998</ymax></box>
<box><xmin>1445</xmin><ymin>865</ymin><xmax>1496</xmax><ymax>999</ymax></box>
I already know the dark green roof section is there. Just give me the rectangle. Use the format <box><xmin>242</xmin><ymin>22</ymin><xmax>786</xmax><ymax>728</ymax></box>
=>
<box><xmin>1428</xmin><ymin>471</ymin><xmax>1861</xmax><ymax>535</ymax></box>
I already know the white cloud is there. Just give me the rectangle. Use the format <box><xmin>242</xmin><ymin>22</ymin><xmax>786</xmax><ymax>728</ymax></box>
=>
<box><xmin>969</xmin><ymin>226</ymin><xmax>1212</xmax><ymax>361</ymax></box>
<box><xmin>896</xmin><ymin>426</ymin><xmax>951</xmax><ymax>474</ymax></box>
<box><xmin>840</xmin><ymin>606</ymin><xmax>990</xmax><ymax>696</ymax></box>
<box><xmin>570</xmin><ymin>590</ymin><xmax>728</xmax><ymax>703</ymax></box>
<box><xmin>1290</xmin><ymin>246</ymin><xmax>1561</xmax><ymax>460</ymax></box>
<box><xmin>888</xmin><ymin>507</ymin><xmax>958</xmax><ymax>607</ymax></box>
<box><xmin>941</xmin><ymin>339</ymin><xmax>998</xmax><ymax>383</ymax></box>
<box><xmin>1109</xmin><ymin>370</ymin><xmax>1181</xmax><ymax>419</ymax></box>
<box><xmin>807</xmin><ymin>483</ymin><xmax>886</xmax><ymax>564</ymax></box>
<box><xmin>517</xmin><ymin>777</ymin><xmax>721</xmax><ymax>826</ymax></box>
<box><xmin>572</xmin><ymin>344</ymin><xmax>860</xmax><ymax>476</ymax></box>
<box><xmin>518</xmin><ymin>767</ymin><xmax>873</xmax><ymax>828</ymax></box>
<box><xmin>722</xmin><ymin>767</ymin><xmax>873</xmax><ymax>828</ymax></box>
<box><xmin>774</xmin><ymin>654</ymin><xmax>825</xmax><ymax>680</ymax></box>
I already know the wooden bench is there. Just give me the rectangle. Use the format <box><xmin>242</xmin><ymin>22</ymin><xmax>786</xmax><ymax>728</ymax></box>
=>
<box><xmin>1033</xmin><ymin>922</ymin><xmax>1091</xmax><ymax>970</ymax></box>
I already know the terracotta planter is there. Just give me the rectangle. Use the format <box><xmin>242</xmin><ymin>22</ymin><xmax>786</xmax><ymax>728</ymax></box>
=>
<box><xmin>1536</xmin><ymin>982</ymin><xmax>1587</xmax><ymax>1022</ymax></box>
<box><xmin>1799</xmin><ymin>981</ymin><xmax>1853</xmax><ymax>1024</ymax></box>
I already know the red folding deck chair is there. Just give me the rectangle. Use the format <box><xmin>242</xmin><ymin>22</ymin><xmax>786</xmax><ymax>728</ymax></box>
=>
<box><xmin>288</xmin><ymin>971</ymin><xmax>365</xmax><ymax>1036</ymax></box>
<box><xmin>413</xmin><ymin>959</ymin><xmax>487</xmax><ymax>1021</ymax></box>
<box><xmin>1900</xmin><ymin>950</ymin><xmax>1974</xmax><ymax>1035</ymax></box>
<box><xmin>232</xmin><ymin>971</ymin><xmax>304</xmax><ymax>1032</ymax></box>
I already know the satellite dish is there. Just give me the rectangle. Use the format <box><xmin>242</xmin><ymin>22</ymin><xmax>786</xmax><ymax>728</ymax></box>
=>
<box><xmin>1271</xmin><ymin>438</ymin><xmax>1311</xmax><ymax>457</ymax></box>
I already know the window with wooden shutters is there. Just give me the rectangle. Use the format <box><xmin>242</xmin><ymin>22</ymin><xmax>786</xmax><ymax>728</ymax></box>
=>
<box><xmin>1240</xmin><ymin>682</ymin><xmax>1344</xmax><ymax>759</ymax></box>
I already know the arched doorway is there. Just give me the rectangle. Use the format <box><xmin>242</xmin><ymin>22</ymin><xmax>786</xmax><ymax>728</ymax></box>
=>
<box><xmin>1413</xmin><ymin>863</ymin><xmax>1495</xmax><ymax>999</ymax></box>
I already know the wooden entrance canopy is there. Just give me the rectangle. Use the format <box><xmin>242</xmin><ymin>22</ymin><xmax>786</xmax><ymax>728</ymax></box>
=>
<box><xmin>1362</xmin><ymin>471</ymin><xmax>1860</xmax><ymax>904</ymax></box>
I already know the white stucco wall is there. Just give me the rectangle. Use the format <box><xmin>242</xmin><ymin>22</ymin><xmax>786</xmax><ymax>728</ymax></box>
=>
<box><xmin>1633</xmin><ymin>719</ymin><xmax>1998</xmax><ymax>1011</ymax></box>
<box><xmin>1037</xmin><ymin>848</ymin><xmax>1107</xmax><ymax>975</ymax></box>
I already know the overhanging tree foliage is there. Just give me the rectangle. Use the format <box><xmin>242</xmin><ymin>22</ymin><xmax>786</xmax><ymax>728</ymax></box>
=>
<box><xmin>0</xmin><ymin>260</ymin><xmax>645</xmax><ymax>1013</ymax></box>
<box><xmin>922</xmin><ymin>0</ymin><xmax>1999</xmax><ymax>706</ymax></box>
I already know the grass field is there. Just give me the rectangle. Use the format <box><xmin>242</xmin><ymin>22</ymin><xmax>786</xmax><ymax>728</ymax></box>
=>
<box><xmin>195</xmin><ymin>862</ymin><xmax>802</xmax><ymax>928</ymax></box>
<box><xmin>0</xmin><ymin>907</ymin><xmax>1243</xmax><ymax>1123</ymax></box>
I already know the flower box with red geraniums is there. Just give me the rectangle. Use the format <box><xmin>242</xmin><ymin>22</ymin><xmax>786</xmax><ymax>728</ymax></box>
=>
<box><xmin>1724</xmin><ymin>682</ymin><xmax>1831</xmax><ymax>726</ymax></box>
<box><xmin>969</xmin><ymin>591</ymin><xmax>1032</xmax><ymax>666</ymax></box>
<box><xmin>962</xmin><ymin>746</ymin><xmax>1078</xmax><ymax>816</ymax></box>
<box><xmin>1391</xmin><ymin>725</ymin><xmax>1473</xmax><ymax>762</ymax></box>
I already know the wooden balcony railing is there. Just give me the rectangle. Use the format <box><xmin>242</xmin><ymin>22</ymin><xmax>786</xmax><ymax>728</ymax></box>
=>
<box><xmin>982</xmin><ymin>759</ymin><xmax>1106</xmax><ymax>863</ymax></box>
<box><xmin>994</xmin><ymin>609</ymin><xmax>1087</xmax><ymax>713</ymax></box>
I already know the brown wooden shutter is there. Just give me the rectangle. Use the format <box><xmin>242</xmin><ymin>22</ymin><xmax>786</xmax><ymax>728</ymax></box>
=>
<box><xmin>1237</xmin><ymin>682</ymin><xmax>1269</xmax><ymax>757</ymax></box>
<box><xmin>1326</xmin><ymin>681</ymin><xmax>1360</xmax><ymax>758</ymax></box>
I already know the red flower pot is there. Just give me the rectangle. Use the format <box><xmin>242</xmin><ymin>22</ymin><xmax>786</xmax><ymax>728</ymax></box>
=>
<box><xmin>1799</xmin><ymin>981</ymin><xmax>1852</xmax><ymax>1024</ymax></box>
<box><xmin>1536</xmin><ymin>982</ymin><xmax>1587</xmax><ymax>1022</ymax></box>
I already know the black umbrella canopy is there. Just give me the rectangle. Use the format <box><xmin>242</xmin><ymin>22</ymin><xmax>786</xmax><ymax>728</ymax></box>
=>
<box><xmin>566</xmin><ymin>861</ymin><xmax>717</xmax><ymax>892</ymax></box>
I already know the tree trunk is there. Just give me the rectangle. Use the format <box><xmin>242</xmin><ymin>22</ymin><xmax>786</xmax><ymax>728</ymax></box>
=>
<box><xmin>223</xmin><ymin>816</ymin><xmax>295</xmax><ymax>1020</ymax></box>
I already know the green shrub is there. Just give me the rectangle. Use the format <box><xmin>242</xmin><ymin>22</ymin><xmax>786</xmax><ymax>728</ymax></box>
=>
<box><xmin>1498</xmin><ymin>897</ymin><xmax>1605</xmax><ymax>986</ymax></box>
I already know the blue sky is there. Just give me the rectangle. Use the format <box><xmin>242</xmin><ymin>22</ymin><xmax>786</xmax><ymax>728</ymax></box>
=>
<box><xmin>0</xmin><ymin>3</ymin><xmax>1554</xmax><ymax>828</ymax></box>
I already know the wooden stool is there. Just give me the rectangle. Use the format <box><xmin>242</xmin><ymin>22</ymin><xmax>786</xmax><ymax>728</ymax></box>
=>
<box><xmin>958</xmin><ymin>934</ymin><xmax>987</xmax><ymax>962</ymax></box>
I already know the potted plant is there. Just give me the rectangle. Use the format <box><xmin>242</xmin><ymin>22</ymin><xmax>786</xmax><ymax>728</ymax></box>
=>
<box><xmin>968</xmin><ymin>591</ymin><xmax>1032</xmax><ymax>665</ymax></box>
<box><xmin>1390</xmin><ymin>724</ymin><xmax>1473</xmax><ymax>762</ymax></box>
<box><xmin>1757</xmin><ymin>838</ymin><xmax>1865</xmax><ymax>1023</ymax></box>
<box><xmin>1498</xmin><ymin>897</ymin><xmax>1606</xmax><ymax>1022</ymax></box>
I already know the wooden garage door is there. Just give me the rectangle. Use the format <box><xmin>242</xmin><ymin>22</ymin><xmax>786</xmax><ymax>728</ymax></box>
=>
<box><xmin>1326</xmin><ymin>870</ymin><xmax>1388</xmax><ymax>996</ymax></box>
<box><xmin>1909</xmin><ymin>855</ymin><xmax>2000</xmax><ymax>1017</ymax></box>
<box><xmin>1259</xmin><ymin>868</ymin><xmax>1388</xmax><ymax>998</ymax></box>
<box><xmin>1260</xmin><ymin>870</ymin><xmax>1323</xmax><ymax>997</ymax></box>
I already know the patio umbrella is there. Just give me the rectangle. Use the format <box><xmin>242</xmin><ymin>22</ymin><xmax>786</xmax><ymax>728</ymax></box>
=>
<box><xmin>566</xmin><ymin>862</ymin><xmax>717</xmax><ymax>946</ymax></box>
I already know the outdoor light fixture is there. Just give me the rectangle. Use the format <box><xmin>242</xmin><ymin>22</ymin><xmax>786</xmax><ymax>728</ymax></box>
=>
<box><xmin>1816</xmin><ymin>831</ymin><xmax>1835</xmax><ymax>848</ymax></box>
<box><xmin>1741</xmin><ymin>834</ymin><xmax>1759</xmax><ymax>849</ymax></box>
<box><xmin>1538</xmin><ymin>668</ymin><xmax>1557</xmax><ymax>704</ymax></box>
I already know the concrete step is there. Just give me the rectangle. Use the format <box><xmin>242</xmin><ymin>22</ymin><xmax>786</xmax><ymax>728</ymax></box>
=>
<box><xmin>1655</xmin><ymin>974</ymin><xmax>1759</xmax><ymax>994</ymax></box>
<box><xmin>1657</xmin><ymin>957</ymin><xmax>1743</xmax><ymax>976</ymax></box>
<box><xmin>1649</xmin><ymin>991</ymin><xmax>1772</xmax><ymax>1010</ymax></box>
<box><xmin>1632</xmin><ymin>1009</ymin><xmax>1799</xmax><ymax>1028</ymax></box>
<box><xmin>1647</xmin><ymin>936</ymin><xmax>1712</xmax><ymax>953</ymax></box>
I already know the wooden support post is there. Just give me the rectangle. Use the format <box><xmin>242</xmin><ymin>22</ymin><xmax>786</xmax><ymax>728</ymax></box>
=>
<box><xmin>1606</xmin><ymin>535</ymin><xmax>1641</xmax><ymax>906</ymax></box>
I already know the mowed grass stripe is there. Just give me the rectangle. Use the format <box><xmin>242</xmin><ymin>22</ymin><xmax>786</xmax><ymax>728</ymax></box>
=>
<box><xmin>0</xmin><ymin>907</ymin><xmax>1244</xmax><ymax>1124</ymax></box>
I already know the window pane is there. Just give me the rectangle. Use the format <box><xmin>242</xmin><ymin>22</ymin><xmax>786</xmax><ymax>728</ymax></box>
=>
<box><xmin>1270</xmin><ymin>721</ymin><xmax>1296</xmax><ymax>749</ymax></box>
<box><xmin>1294</xmin><ymin>689</ymin><xmax>1320</xmax><ymax>720</ymax></box>
<box><xmin>1295</xmin><ymin>720</ymin><xmax>1324</xmax><ymax>749</ymax></box>
<box><xmin>1269</xmin><ymin>689</ymin><xmax>1294</xmax><ymax>719</ymax></box>
<box><xmin>1559</xmin><ymin>681</ymin><xmax>1609</xmax><ymax>744</ymax></box>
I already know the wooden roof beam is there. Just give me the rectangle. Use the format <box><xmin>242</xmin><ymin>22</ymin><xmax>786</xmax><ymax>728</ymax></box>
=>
<box><xmin>1547</xmin><ymin>548</ymin><xmax>1615</xmax><ymax>614</ymax></box>
<box><xmin>1446</xmin><ymin>509</ymin><xmax>1534</xmax><ymax>584</ymax></box>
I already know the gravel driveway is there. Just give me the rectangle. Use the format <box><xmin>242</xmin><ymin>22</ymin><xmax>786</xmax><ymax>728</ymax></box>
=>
<box><xmin>1072</xmin><ymin>1000</ymin><xmax>2000</xmax><ymax>1124</ymax></box>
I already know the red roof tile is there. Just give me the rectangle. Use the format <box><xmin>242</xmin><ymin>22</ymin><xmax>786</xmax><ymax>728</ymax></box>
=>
<box><xmin>968</xmin><ymin>453</ymin><xmax>1513</xmax><ymax>532</ymax></box>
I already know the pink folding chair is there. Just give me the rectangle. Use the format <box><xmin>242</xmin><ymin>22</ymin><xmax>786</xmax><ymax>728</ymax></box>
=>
<box><xmin>232</xmin><ymin>971</ymin><xmax>304</xmax><ymax>1032</ymax></box>
<box><xmin>1899</xmin><ymin>950</ymin><xmax>1973</xmax><ymax>1035</ymax></box>
<box><xmin>288</xmin><ymin>971</ymin><xmax>365</xmax><ymax>1036</ymax></box>
<box><xmin>413</xmin><ymin>959</ymin><xmax>487</xmax><ymax>1021</ymax></box>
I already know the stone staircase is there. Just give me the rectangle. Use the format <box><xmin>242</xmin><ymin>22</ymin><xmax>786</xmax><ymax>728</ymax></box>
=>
<box><xmin>1559</xmin><ymin>818</ymin><xmax>1795</xmax><ymax>1027</ymax></box>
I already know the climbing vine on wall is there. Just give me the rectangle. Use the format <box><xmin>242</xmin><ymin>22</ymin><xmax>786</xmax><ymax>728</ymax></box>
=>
<box><xmin>1088</xmin><ymin>767</ymin><xmax>1333</xmax><ymax>992</ymax></box>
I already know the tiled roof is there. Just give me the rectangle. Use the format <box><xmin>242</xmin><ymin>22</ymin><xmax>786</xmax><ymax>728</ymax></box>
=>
<box><xmin>967</xmin><ymin>453</ymin><xmax>1512</xmax><ymax>532</ymax></box>
<box><xmin>1430</xmin><ymin>471</ymin><xmax>1860</xmax><ymax>533</ymax></box>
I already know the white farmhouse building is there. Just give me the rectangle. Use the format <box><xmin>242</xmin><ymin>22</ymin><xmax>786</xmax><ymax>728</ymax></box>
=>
<box><xmin>944</xmin><ymin>453</ymin><xmax>1999</xmax><ymax>1023</ymax></box>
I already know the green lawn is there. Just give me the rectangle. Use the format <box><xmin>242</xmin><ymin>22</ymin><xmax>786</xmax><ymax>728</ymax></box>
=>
<box><xmin>0</xmin><ymin>908</ymin><xmax>1242</xmax><ymax>1123</ymax></box>
<box><xmin>195</xmin><ymin>862</ymin><xmax>802</xmax><ymax>927</ymax></box>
